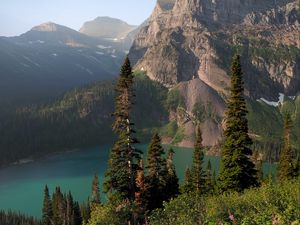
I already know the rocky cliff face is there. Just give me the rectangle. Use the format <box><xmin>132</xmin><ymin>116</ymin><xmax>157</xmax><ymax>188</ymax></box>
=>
<box><xmin>129</xmin><ymin>0</ymin><xmax>300</xmax><ymax>147</ymax></box>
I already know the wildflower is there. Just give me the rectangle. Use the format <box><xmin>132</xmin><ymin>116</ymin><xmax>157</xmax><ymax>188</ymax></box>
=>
<box><xmin>228</xmin><ymin>210</ymin><xmax>237</xmax><ymax>224</ymax></box>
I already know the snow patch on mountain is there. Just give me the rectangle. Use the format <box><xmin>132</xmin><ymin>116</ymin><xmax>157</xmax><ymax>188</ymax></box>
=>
<box><xmin>257</xmin><ymin>93</ymin><xmax>285</xmax><ymax>107</ymax></box>
<box><xmin>97</xmin><ymin>45</ymin><xmax>112</xmax><ymax>49</ymax></box>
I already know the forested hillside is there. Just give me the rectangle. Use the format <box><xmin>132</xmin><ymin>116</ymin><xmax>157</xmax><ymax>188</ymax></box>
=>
<box><xmin>0</xmin><ymin>74</ymin><xmax>168</xmax><ymax>166</ymax></box>
<box><xmin>0</xmin><ymin>72</ymin><xmax>299</xmax><ymax>167</ymax></box>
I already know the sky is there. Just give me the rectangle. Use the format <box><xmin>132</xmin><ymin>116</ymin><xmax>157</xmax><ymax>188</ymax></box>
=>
<box><xmin>0</xmin><ymin>0</ymin><xmax>157</xmax><ymax>37</ymax></box>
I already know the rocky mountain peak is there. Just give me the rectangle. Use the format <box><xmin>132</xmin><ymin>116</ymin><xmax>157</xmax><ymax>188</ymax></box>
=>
<box><xmin>170</xmin><ymin>0</ymin><xmax>299</xmax><ymax>26</ymax></box>
<box><xmin>130</xmin><ymin>0</ymin><xmax>299</xmax><ymax>95</ymax></box>
<box><xmin>31</xmin><ymin>22</ymin><xmax>62</xmax><ymax>32</ymax></box>
<box><xmin>79</xmin><ymin>16</ymin><xmax>136</xmax><ymax>39</ymax></box>
<box><xmin>129</xmin><ymin>0</ymin><xmax>300</xmax><ymax>146</ymax></box>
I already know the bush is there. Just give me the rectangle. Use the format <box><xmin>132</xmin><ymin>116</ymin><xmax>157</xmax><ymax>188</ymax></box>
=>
<box><xmin>149</xmin><ymin>178</ymin><xmax>300</xmax><ymax>225</ymax></box>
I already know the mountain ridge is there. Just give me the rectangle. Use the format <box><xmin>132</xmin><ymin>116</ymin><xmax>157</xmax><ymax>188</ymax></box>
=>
<box><xmin>79</xmin><ymin>16</ymin><xmax>137</xmax><ymax>39</ymax></box>
<box><xmin>129</xmin><ymin>0</ymin><xmax>300</xmax><ymax>146</ymax></box>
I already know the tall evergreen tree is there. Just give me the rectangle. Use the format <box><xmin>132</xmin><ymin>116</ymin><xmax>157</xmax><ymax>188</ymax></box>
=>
<box><xmin>66</xmin><ymin>192</ymin><xmax>74</xmax><ymax>225</ymax></box>
<box><xmin>42</xmin><ymin>185</ymin><xmax>52</xmax><ymax>225</ymax></box>
<box><xmin>91</xmin><ymin>175</ymin><xmax>101</xmax><ymax>204</ymax></box>
<box><xmin>278</xmin><ymin>114</ymin><xmax>295</xmax><ymax>182</ymax></box>
<box><xmin>191</xmin><ymin>125</ymin><xmax>205</xmax><ymax>193</ymax></box>
<box><xmin>135</xmin><ymin>160</ymin><xmax>147</xmax><ymax>208</ymax></box>
<box><xmin>146</xmin><ymin>133</ymin><xmax>168</xmax><ymax>210</ymax></box>
<box><xmin>181</xmin><ymin>167</ymin><xmax>193</xmax><ymax>193</ymax></box>
<box><xmin>134</xmin><ymin>159</ymin><xmax>148</xmax><ymax>223</ymax></box>
<box><xmin>52</xmin><ymin>187</ymin><xmax>65</xmax><ymax>225</ymax></box>
<box><xmin>218</xmin><ymin>55</ymin><xmax>258</xmax><ymax>192</ymax></box>
<box><xmin>104</xmin><ymin>56</ymin><xmax>142</xmax><ymax>202</ymax></box>
<box><xmin>165</xmin><ymin>148</ymin><xmax>179</xmax><ymax>200</ymax></box>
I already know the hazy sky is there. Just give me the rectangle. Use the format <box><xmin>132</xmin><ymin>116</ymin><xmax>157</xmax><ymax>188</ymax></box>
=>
<box><xmin>0</xmin><ymin>0</ymin><xmax>157</xmax><ymax>37</ymax></box>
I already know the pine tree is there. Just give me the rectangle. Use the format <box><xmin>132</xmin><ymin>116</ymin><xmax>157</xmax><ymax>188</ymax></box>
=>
<box><xmin>278</xmin><ymin>114</ymin><xmax>295</xmax><ymax>182</ymax></box>
<box><xmin>191</xmin><ymin>125</ymin><xmax>205</xmax><ymax>193</ymax></box>
<box><xmin>52</xmin><ymin>187</ymin><xmax>64</xmax><ymax>225</ymax></box>
<box><xmin>204</xmin><ymin>160</ymin><xmax>213</xmax><ymax>194</ymax></box>
<box><xmin>134</xmin><ymin>159</ymin><xmax>148</xmax><ymax>223</ymax></box>
<box><xmin>165</xmin><ymin>148</ymin><xmax>179</xmax><ymax>200</ymax></box>
<box><xmin>42</xmin><ymin>185</ymin><xmax>52</xmax><ymax>225</ymax></box>
<box><xmin>218</xmin><ymin>55</ymin><xmax>258</xmax><ymax>192</ymax></box>
<box><xmin>146</xmin><ymin>133</ymin><xmax>168</xmax><ymax>210</ymax></box>
<box><xmin>104</xmin><ymin>56</ymin><xmax>142</xmax><ymax>202</ymax></box>
<box><xmin>135</xmin><ymin>160</ymin><xmax>147</xmax><ymax>208</ymax></box>
<box><xmin>181</xmin><ymin>167</ymin><xmax>193</xmax><ymax>193</ymax></box>
<box><xmin>66</xmin><ymin>192</ymin><xmax>74</xmax><ymax>225</ymax></box>
<box><xmin>91</xmin><ymin>175</ymin><xmax>101</xmax><ymax>204</ymax></box>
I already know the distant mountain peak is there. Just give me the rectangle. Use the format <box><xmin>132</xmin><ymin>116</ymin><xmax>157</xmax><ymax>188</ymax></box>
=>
<box><xmin>31</xmin><ymin>22</ymin><xmax>62</xmax><ymax>32</ymax></box>
<box><xmin>79</xmin><ymin>16</ymin><xmax>137</xmax><ymax>39</ymax></box>
<box><xmin>93</xmin><ymin>16</ymin><xmax>129</xmax><ymax>24</ymax></box>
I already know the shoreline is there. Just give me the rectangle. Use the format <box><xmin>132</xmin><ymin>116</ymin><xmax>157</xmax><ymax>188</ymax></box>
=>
<box><xmin>1</xmin><ymin>148</ymin><xmax>83</xmax><ymax>170</ymax></box>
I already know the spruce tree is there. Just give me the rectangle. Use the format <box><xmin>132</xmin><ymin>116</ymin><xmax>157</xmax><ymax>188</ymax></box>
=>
<box><xmin>42</xmin><ymin>185</ymin><xmax>52</xmax><ymax>225</ymax></box>
<box><xmin>52</xmin><ymin>187</ymin><xmax>64</xmax><ymax>225</ymax></box>
<box><xmin>191</xmin><ymin>125</ymin><xmax>205</xmax><ymax>193</ymax></box>
<box><xmin>181</xmin><ymin>167</ymin><xmax>193</xmax><ymax>193</ymax></box>
<box><xmin>66</xmin><ymin>192</ymin><xmax>74</xmax><ymax>225</ymax></box>
<box><xmin>91</xmin><ymin>175</ymin><xmax>101</xmax><ymax>204</ymax></box>
<box><xmin>218</xmin><ymin>55</ymin><xmax>258</xmax><ymax>192</ymax></box>
<box><xmin>165</xmin><ymin>148</ymin><xmax>179</xmax><ymax>200</ymax></box>
<box><xmin>278</xmin><ymin>114</ymin><xmax>295</xmax><ymax>182</ymax></box>
<box><xmin>135</xmin><ymin>159</ymin><xmax>148</xmax><ymax>223</ymax></box>
<box><xmin>104</xmin><ymin>56</ymin><xmax>142</xmax><ymax>202</ymax></box>
<box><xmin>146</xmin><ymin>133</ymin><xmax>168</xmax><ymax>210</ymax></box>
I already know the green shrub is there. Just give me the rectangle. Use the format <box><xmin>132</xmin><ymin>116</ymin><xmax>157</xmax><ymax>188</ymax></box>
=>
<box><xmin>149</xmin><ymin>178</ymin><xmax>300</xmax><ymax>225</ymax></box>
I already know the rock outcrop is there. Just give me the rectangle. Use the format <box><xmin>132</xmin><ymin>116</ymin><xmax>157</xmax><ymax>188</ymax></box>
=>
<box><xmin>129</xmin><ymin>0</ymin><xmax>300</xmax><ymax>146</ymax></box>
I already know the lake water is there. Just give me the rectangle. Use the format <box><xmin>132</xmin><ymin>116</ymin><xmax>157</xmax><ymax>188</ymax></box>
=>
<box><xmin>0</xmin><ymin>144</ymin><xmax>276</xmax><ymax>218</ymax></box>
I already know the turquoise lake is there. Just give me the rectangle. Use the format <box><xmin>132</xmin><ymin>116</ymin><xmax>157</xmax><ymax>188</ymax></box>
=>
<box><xmin>0</xmin><ymin>145</ymin><xmax>276</xmax><ymax>218</ymax></box>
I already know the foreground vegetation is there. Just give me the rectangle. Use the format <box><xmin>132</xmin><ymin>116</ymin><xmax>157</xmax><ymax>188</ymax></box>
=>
<box><xmin>150</xmin><ymin>177</ymin><xmax>300</xmax><ymax>225</ymax></box>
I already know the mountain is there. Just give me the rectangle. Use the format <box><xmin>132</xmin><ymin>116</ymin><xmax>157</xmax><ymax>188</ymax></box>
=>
<box><xmin>79</xmin><ymin>16</ymin><xmax>147</xmax><ymax>51</ymax></box>
<box><xmin>0</xmin><ymin>74</ymin><xmax>169</xmax><ymax>166</ymax></box>
<box><xmin>0</xmin><ymin>71</ymin><xmax>299</xmax><ymax>166</ymax></box>
<box><xmin>79</xmin><ymin>16</ymin><xmax>137</xmax><ymax>40</ymax></box>
<box><xmin>0</xmin><ymin>22</ymin><xmax>128</xmax><ymax>108</ymax></box>
<box><xmin>129</xmin><ymin>0</ymin><xmax>300</xmax><ymax>146</ymax></box>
